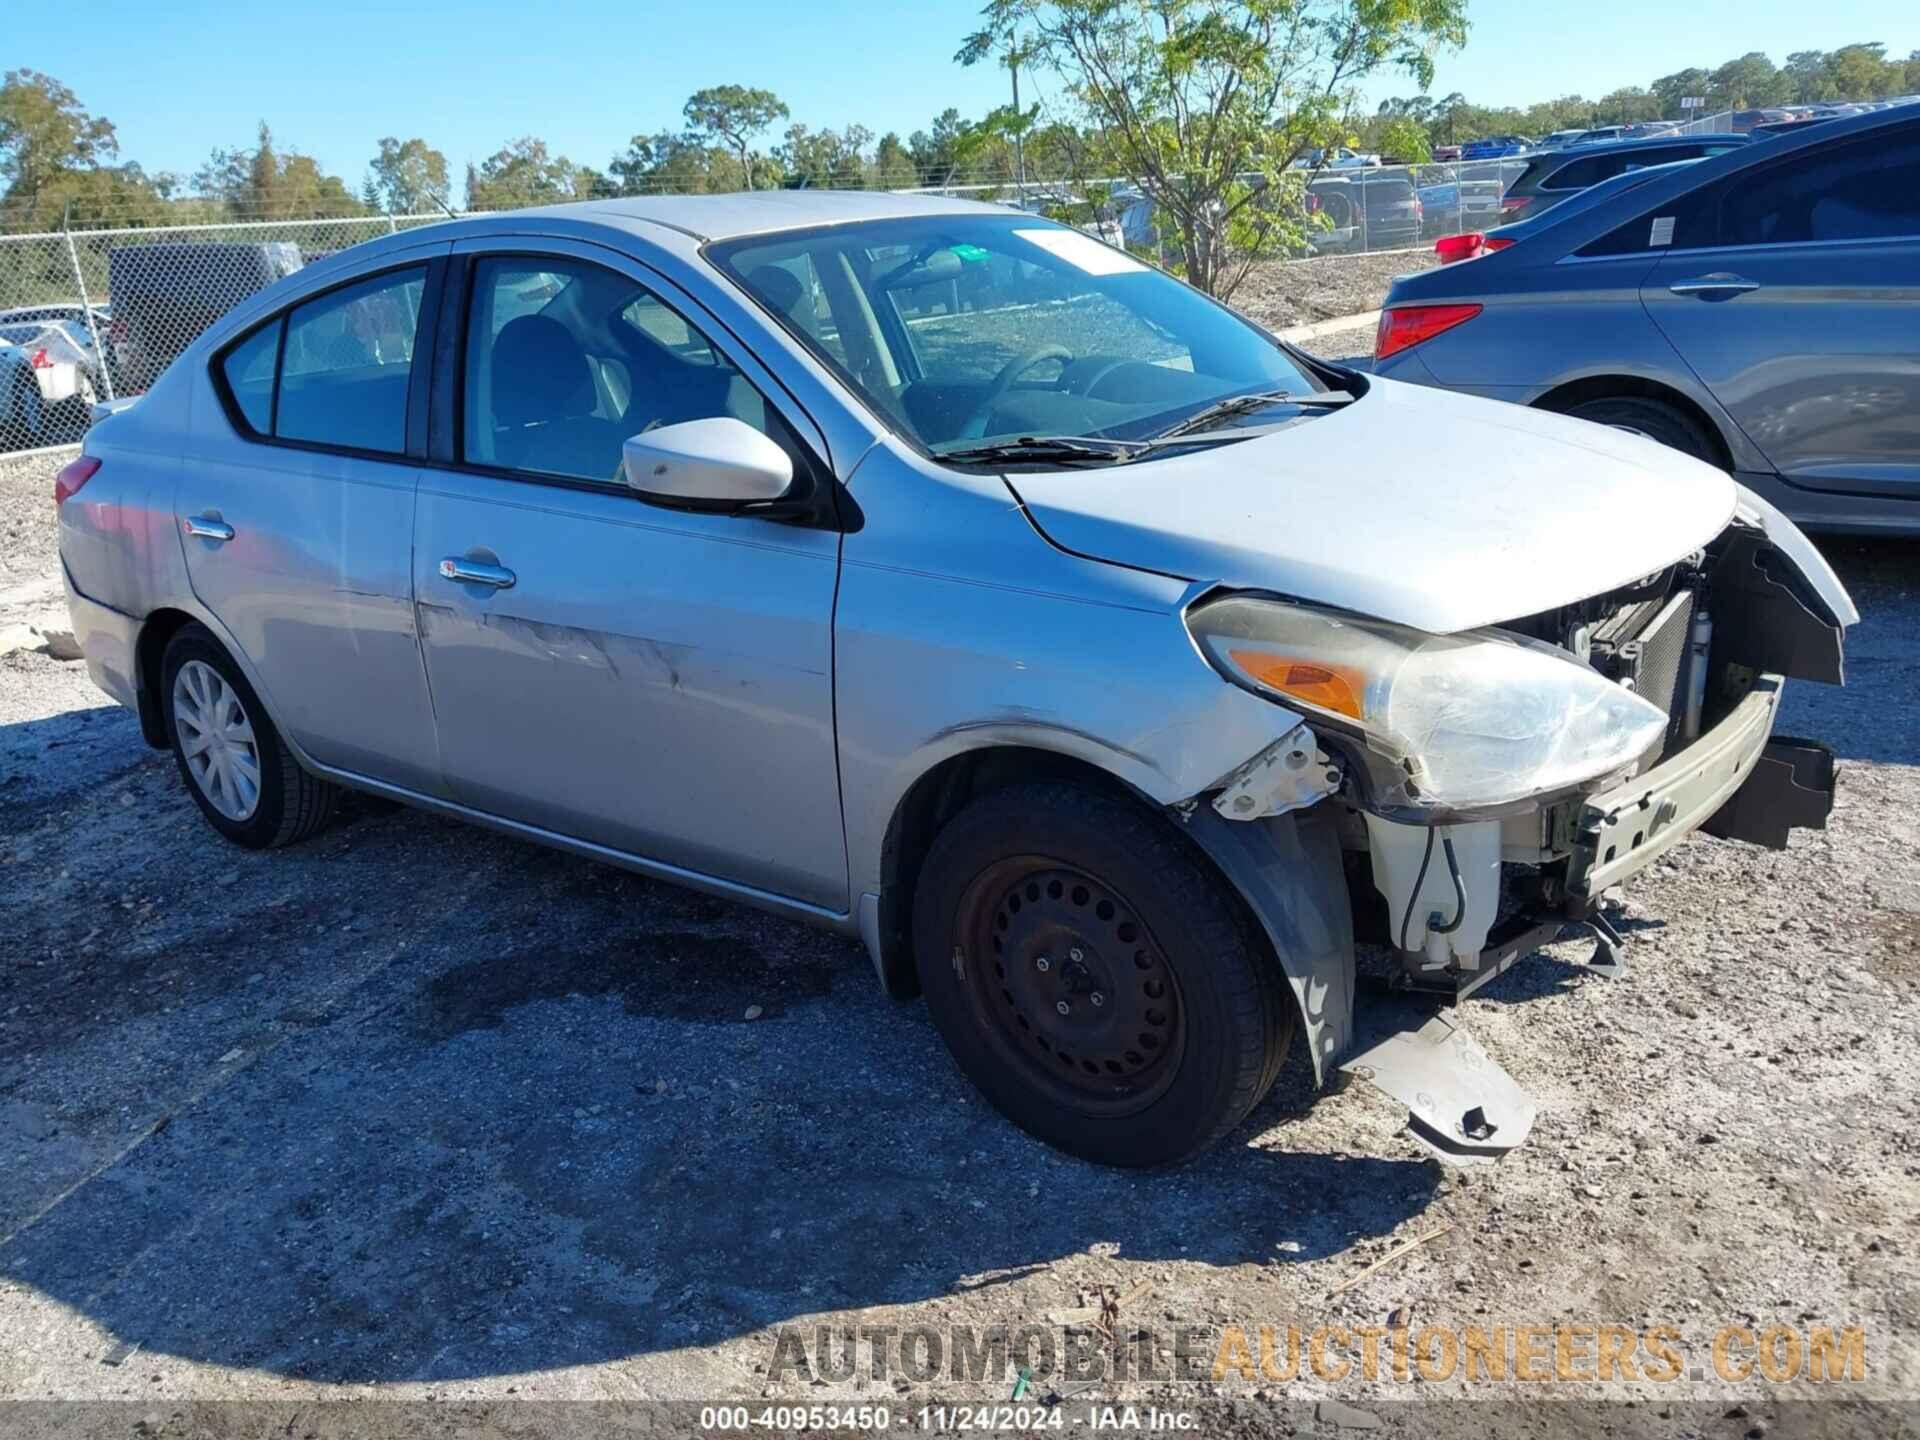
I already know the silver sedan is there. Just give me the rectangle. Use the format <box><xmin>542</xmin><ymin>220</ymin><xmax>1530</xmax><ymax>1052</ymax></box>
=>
<box><xmin>57</xmin><ymin>192</ymin><xmax>1853</xmax><ymax>1166</ymax></box>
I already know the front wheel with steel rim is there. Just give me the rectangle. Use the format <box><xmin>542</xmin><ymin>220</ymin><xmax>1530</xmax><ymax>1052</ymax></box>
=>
<box><xmin>161</xmin><ymin>623</ymin><xmax>340</xmax><ymax>848</ymax></box>
<box><xmin>913</xmin><ymin>781</ymin><xmax>1294</xmax><ymax>1168</ymax></box>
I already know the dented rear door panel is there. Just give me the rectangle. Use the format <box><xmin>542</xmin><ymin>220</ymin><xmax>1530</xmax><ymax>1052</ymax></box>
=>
<box><xmin>411</xmin><ymin>471</ymin><xmax>847</xmax><ymax>910</ymax></box>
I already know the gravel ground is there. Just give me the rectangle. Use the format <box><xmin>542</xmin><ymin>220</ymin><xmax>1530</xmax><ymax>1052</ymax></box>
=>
<box><xmin>1</xmin><ymin>411</ymin><xmax>1916</xmax><ymax>1431</ymax></box>
<box><xmin>1233</xmin><ymin>250</ymin><xmax>1436</xmax><ymax>332</ymax></box>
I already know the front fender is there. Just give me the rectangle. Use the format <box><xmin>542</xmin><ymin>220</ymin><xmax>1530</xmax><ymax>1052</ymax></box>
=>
<box><xmin>1179</xmin><ymin>804</ymin><xmax>1355</xmax><ymax>1086</ymax></box>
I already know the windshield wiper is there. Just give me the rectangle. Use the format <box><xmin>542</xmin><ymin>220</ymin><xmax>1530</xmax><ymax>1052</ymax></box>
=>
<box><xmin>935</xmin><ymin>434</ymin><xmax>1149</xmax><ymax>466</ymax></box>
<box><xmin>1153</xmin><ymin>388</ymin><xmax>1355</xmax><ymax>441</ymax></box>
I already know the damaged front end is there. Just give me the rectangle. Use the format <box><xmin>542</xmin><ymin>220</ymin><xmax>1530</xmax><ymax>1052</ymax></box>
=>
<box><xmin>1178</xmin><ymin>489</ymin><xmax>1854</xmax><ymax>1163</ymax></box>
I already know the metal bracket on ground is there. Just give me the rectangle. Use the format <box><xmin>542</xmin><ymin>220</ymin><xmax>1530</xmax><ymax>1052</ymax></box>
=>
<box><xmin>1341</xmin><ymin>1012</ymin><xmax>1537</xmax><ymax>1164</ymax></box>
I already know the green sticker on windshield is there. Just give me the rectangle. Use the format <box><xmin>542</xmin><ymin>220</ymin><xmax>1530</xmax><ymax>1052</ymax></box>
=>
<box><xmin>949</xmin><ymin>243</ymin><xmax>991</xmax><ymax>262</ymax></box>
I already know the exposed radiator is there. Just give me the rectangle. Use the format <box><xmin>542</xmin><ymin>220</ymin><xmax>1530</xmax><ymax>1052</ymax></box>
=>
<box><xmin>1590</xmin><ymin>588</ymin><xmax>1697</xmax><ymax>761</ymax></box>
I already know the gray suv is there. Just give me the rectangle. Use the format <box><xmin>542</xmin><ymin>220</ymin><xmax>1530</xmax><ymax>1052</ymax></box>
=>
<box><xmin>1374</xmin><ymin>106</ymin><xmax>1920</xmax><ymax>534</ymax></box>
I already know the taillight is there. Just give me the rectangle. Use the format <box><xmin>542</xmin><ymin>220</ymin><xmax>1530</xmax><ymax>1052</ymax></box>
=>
<box><xmin>29</xmin><ymin>348</ymin><xmax>53</xmax><ymax>369</ymax></box>
<box><xmin>54</xmin><ymin>456</ymin><xmax>101</xmax><ymax>505</ymax></box>
<box><xmin>1500</xmin><ymin>194</ymin><xmax>1532</xmax><ymax>214</ymax></box>
<box><xmin>1434</xmin><ymin>233</ymin><xmax>1517</xmax><ymax>264</ymax></box>
<box><xmin>1374</xmin><ymin>304</ymin><xmax>1483</xmax><ymax>360</ymax></box>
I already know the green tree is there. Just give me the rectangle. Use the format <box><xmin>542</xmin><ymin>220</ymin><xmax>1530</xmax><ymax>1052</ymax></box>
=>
<box><xmin>1651</xmin><ymin>66</ymin><xmax>1711</xmax><ymax>114</ymax></box>
<box><xmin>367</xmin><ymin>136</ymin><xmax>450</xmax><ymax>214</ymax></box>
<box><xmin>1826</xmin><ymin>42</ymin><xmax>1897</xmax><ymax>99</ymax></box>
<box><xmin>909</xmin><ymin>108</ymin><xmax>972</xmax><ymax>184</ymax></box>
<box><xmin>1708</xmin><ymin>52</ymin><xmax>1786</xmax><ymax>109</ymax></box>
<box><xmin>0</xmin><ymin>70</ymin><xmax>119</xmax><ymax>207</ymax></box>
<box><xmin>193</xmin><ymin>123</ymin><xmax>362</xmax><ymax>218</ymax></box>
<box><xmin>1782</xmin><ymin>51</ymin><xmax>1837</xmax><ymax>103</ymax></box>
<box><xmin>466</xmin><ymin>137</ymin><xmax>587</xmax><ymax>210</ymax></box>
<box><xmin>871</xmin><ymin>132</ymin><xmax>919</xmax><ymax>189</ymax></box>
<box><xmin>779</xmin><ymin>124</ymin><xmax>873</xmax><ymax>188</ymax></box>
<box><xmin>960</xmin><ymin>0</ymin><xmax>1469</xmax><ymax>298</ymax></box>
<box><xmin>1594</xmin><ymin>86</ymin><xmax>1662</xmax><ymax>124</ymax></box>
<box><xmin>682</xmin><ymin>85</ymin><xmax>790</xmax><ymax>190</ymax></box>
<box><xmin>1374</xmin><ymin>115</ymin><xmax>1431</xmax><ymax>162</ymax></box>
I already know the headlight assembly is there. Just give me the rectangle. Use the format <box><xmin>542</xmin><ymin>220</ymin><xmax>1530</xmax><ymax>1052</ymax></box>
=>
<box><xmin>1188</xmin><ymin>595</ymin><xmax>1670</xmax><ymax>813</ymax></box>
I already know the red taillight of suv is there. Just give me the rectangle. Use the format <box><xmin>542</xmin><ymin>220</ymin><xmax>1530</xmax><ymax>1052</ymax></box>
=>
<box><xmin>1374</xmin><ymin>304</ymin><xmax>1483</xmax><ymax>360</ymax></box>
<box><xmin>54</xmin><ymin>456</ymin><xmax>101</xmax><ymax>506</ymax></box>
<box><xmin>1499</xmin><ymin>194</ymin><xmax>1532</xmax><ymax>216</ymax></box>
<box><xmin>1434</xmin><ymin>232</ymin><xmax>1517</xmax><ymax>264</ymax></box>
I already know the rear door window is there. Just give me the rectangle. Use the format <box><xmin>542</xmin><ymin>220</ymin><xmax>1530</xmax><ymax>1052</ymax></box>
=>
<box><xmin>275</xmin><ymin>269</ymin><xmax>425</xmax><ymax>452</ymax></box>
<box><xmin>220</xmin><ymin>318</ymin><xmax>280</xmax><ymax>433</ymax></box>
<box><xmin>1719</xmin><ymin>134</ymin><xmax>1920</xmax><ymax>245</ymax></box>
<box><xmin>1579</xmin><ymin>124</ymin><xmax>1920</xmax><ymax>256</ymax></box>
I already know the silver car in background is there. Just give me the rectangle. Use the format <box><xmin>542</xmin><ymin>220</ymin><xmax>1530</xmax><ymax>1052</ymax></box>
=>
<box><xmin>1374</xmin><ymin>106</ymin><xmax>1920</xmax><ymax>534</ymax></box>
<box><xmin>56</xmin><ymin>191</ymin><xmax>1855</xmax><ymax>1168</ymax></box>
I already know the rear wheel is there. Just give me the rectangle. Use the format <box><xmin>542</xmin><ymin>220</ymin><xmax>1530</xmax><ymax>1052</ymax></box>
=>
<box><xmin>913</xmin><ymin>782</ymin><xmax>1293</xmax><ymax>1167</ymax></box>
<box><xmin>161</xmin><ymin>624</ymin><xmax>340</xmax><ymax>848</ymax></box>
<box><xmin>1565</xmin><ymin>395</ymin><xmax>1718</xmax><ymax>464</ymax></box>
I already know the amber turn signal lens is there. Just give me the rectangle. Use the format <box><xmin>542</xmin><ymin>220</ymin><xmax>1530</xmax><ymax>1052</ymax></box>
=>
<box><xmin>1227</xmin><ymin>650</ymin><xmax>1368</xmax><ymax>720</ymax></box>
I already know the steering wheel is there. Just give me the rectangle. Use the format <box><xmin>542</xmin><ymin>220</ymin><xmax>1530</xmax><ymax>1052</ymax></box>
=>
<box><xmin>958</xmin><ymin>345</ymin><xmax>1073</xmax><ymax>439</ymax></box>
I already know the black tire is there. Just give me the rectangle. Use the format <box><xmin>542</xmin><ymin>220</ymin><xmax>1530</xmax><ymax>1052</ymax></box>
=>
<box><xmin>160</xmin><ymin>623</ymin><xmax>339</xmax><ymax>849</ymax></box>
<box><xmin>1565</xmin><ymin>395</ymin><xmax>1718</xmax><ymax>464</ymax></box>
<box><xmin>912</xmin><ymin>782</ymin><xmax>1294</xmax><ymax>1168</ymax></box>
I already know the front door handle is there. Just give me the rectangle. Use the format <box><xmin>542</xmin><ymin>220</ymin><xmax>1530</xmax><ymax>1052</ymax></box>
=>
<box><xmin>438</xmin><ymin>556</ymin><xmax>516</xmax><ymax>589</ymax></box>
<box><xmin>182</xmin><ymin>515</ymin><xmax>235</xmax><ymax>542</ymax></box>
<box><xmin>1668</xmin><ymin>274</ymin><xmax>1760</xmax><ymax>298</ymax></box>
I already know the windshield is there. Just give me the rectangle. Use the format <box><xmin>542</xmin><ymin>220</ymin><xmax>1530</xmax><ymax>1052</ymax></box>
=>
<box><xmin>708</xmin><ymin>215</ymin><xmax>1322</xmax><ymax>459</ymax></box>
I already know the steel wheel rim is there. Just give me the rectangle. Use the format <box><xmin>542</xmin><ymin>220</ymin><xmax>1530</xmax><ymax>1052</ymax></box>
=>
<box><xmin>956</xmin><ymin>858</ymin><xmax>1184</xmax><ymax>1118</ymax></box>
<box><xmin>173</xmin><ymin>660</ymin><xmax>262</xmax><ymax>821</ymax></box>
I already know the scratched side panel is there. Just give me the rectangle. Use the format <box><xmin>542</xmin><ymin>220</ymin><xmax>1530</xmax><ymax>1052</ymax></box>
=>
<box><xmin>176</xmin><ymin>438</ymin><xmax>444</xmax><ymax>796</ymax></box>
<box><xmin>412</xmin><ymin>471</ymin><xmax>847</xmax><ymax>910</ymax></box>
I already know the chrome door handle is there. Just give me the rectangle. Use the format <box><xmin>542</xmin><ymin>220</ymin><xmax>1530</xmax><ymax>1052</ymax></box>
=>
<box><xmin>182</xmin><ymin>515</ymin><xmax>235</xmax><ymax>542</ymax></box>
<box><xmin>438</xmin><ymin>557</ymin><xmax>516</xmax><ymax>589</ymax></box>
<box><xmin>1668</xmin><ymin>274</ymin><xmax>1759</xmax><ymax>297</ymax></box>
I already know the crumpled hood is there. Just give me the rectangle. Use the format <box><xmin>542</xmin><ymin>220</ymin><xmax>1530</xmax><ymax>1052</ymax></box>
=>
<box><xmin>1009</xmin><ymin>377</ymin><xmax>1738</xmax><ymax>634</ymax></box>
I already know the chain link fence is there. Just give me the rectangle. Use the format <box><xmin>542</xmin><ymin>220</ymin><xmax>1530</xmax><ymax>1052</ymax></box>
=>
<box><xmin>0</xmin><ymin>165</ymin><xmax>1518</xmax><ymax>456</ymax></box>
<box><xmin>0</xmin><ymin>213</ymin><xmax>455</xmax><ymax>457</ymax></box>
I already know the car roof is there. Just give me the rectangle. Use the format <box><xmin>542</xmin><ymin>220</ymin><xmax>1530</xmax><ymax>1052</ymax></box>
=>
<box><xmin>1545</xmin><ymin>132</ymin><xmax>1753</xmax><ymax>161</ymax></box>
<box><xmin>1393</xmin><ymin>104</ymin><xmax>1919</xmax><ymax>300</ymax></box>
<box><xmin>485</xmin><ymin>189</ymin><xmax>1014</xmax><ymax>242</ymax></box>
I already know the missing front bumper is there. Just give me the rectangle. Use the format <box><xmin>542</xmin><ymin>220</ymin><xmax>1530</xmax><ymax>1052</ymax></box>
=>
<box><xmin>1566</xmin><ymin>675</ymin><xmax>1789</xmax><ymax>900</ymax></box>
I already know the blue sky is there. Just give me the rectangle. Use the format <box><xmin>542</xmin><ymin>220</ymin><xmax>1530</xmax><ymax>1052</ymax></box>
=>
<box><xmin>10</xmin><ymin>0</ymin><xmax>1914</xmax><ymax>184</ymax></box>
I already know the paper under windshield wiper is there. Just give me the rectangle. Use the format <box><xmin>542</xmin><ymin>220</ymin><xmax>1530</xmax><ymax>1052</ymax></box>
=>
<box><xmin>936</xmin><ymin>435</ymin><xmax>1149</xmax><ymax>465</ymax></box>
<box><xmin>1153</xmin><ymin>388</ymin><xmax>1354</xmax><ymax>440</ymax></box>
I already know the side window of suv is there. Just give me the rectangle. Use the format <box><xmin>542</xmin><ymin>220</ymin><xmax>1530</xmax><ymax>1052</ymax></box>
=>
<box><xmin>216</xmin><ymin>265</ymin><xmax>427</xmax><ymax>453</ymax></box>
<box><xmin>462</xmin><ymin>256</ymin><xmax>785</xmax><ymax>485</ymax></box>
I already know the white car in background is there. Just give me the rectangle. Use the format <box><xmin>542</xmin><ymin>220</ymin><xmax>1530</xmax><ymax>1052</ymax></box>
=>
<box><xmin>0</xmin><ymin>321</ymin><xmax>101</xmax><ymax>449</ymax></box>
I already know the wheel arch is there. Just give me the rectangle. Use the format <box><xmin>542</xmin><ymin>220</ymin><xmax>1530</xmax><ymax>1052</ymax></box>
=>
<box><xmin>133</xmin><ymin>606</ymin><xmax>200</xmax><ymax>748</ymax></box>
<box><xmin>873</xmin><ymin>744</ymin><xmax>1151</xmax><ymax>1000</ymax></box>
<box><xmin>1532</xmin><ymin>374</ymin><xmax>1737</xmax><ymax>473</ymax></box>
<box><xmin>870</xmin><ymin>743</ymin><xmax>1356</xmax><ymax>1089</ymax></box>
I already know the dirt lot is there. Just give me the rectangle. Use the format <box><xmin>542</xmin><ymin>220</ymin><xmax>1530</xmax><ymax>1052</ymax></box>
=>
<box><xmin>1</xmin><ymin>406</ymin><xmax>1917</xmax><ymax>1433</ymax></box>
<box><xmin>1233</xmin><ymin>250</ymin><xmax>1436</xmax><ymax>331</ymax></box>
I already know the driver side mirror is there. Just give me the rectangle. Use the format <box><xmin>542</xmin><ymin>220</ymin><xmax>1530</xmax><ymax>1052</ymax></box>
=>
<box><xmin>622</xmin><ymin>418</ymin><xmax>794</xmax><ymax>512</ymax></box>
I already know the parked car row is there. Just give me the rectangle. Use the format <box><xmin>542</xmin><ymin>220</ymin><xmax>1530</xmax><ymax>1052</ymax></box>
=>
<box><xmin>1380</xmin><ymin>105</ymin><xmax>1920</xmax><ymax>534</ymax></box>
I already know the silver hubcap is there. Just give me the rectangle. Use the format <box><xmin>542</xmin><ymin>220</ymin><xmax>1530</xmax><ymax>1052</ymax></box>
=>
<box><xmin>173</xmin><ymin>660</ymin><xmax>262</xmax><ymax>821</ymax></box>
